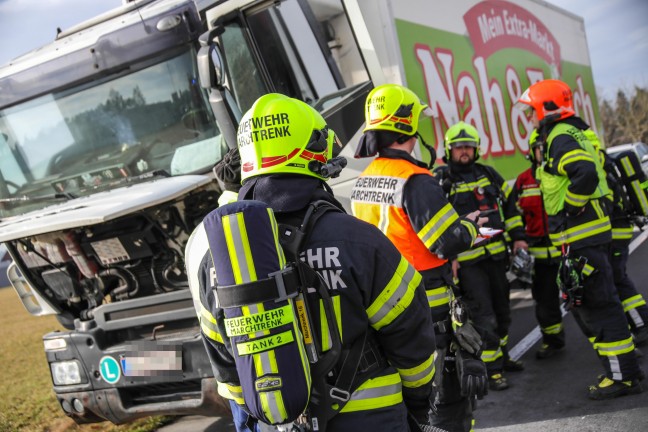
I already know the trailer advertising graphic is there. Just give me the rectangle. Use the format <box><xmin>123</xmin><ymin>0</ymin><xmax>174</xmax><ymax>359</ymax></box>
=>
<box><xmin>396</xmin><ymin>0</ymin><xmax>599</xmax><ymax>180</ymax></box>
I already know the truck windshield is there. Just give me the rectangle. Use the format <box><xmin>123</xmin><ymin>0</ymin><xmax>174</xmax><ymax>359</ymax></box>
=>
<box><xmin>0</xmin><ymin>49</ymin><xmax>225</xmax><ymax>217</ymax></box>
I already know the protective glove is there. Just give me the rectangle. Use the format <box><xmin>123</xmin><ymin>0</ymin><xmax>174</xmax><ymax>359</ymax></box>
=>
<box><xmin>450</xmin><ymin>299</ymin><xmax>482</xmax><ymax>355</ymax></box>
<box><xmin>455</xmin><ymin>349</ymin><xmax>488</xmax><ymax>400</ymax></box>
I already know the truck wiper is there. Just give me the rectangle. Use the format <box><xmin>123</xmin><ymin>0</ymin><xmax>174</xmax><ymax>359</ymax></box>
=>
<box><xmin>0</xmin><ymin>192</ymin><xmax>75</xmax><ymax>204</ymax></box>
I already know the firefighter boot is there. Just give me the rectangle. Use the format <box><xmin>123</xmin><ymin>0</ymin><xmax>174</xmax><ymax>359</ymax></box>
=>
<box><xmin>503</xmin><ymin>357</ymin><xmax>525</xmax><ymax>372</ymax></box>
<box><xmin>536</xmin><ymin>344</ymin><xmax>564</xmax><ymax>360</ymax></box>
<box><xmin>588</xmin><ymin>377</ymin><xmax>643</xmax><ymax>400</ymax></box>
<box><xmin>489</xmin><ymin>373</ymin><xmax>509</xmax><ymax>391</ymax></box>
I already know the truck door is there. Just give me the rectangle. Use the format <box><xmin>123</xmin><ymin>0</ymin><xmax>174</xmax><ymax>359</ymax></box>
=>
<box><xmin>202</xmin><ymin>0</ymin><xmax>372</xmax><ymax>152</ymax></box>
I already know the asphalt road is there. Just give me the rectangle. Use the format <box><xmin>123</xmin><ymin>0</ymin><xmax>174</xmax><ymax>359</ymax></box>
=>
<box><xmin>160</xmin><ymin>232</ymin><xmax>648</xmax><ymax>432</ymax></box>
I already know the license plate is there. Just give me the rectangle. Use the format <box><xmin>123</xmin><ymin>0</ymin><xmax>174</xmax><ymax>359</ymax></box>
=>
<box><xmin>120</xmin><ymin>347</ymin><xmax>182</xmax><ymax>377</ymax></box>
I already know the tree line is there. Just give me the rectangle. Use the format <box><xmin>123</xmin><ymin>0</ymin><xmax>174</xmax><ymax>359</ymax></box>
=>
<box><xmin>600</xmin><ymin>86</ymin><xmax>648</xmax><ymax>147</ymax></box>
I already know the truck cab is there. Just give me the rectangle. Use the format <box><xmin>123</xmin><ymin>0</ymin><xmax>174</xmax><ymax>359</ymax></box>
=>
<box><xmin>0</xmin><ymin>0</ymin><xmax>372</xmax><ymax>424</ymax></box>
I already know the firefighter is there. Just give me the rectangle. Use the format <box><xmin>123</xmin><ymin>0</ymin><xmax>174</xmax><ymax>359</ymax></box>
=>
<box><xmin>584</xmin><ymin>129</ymin><xmax>648</xmax><ymax>347</ymax></box>
<box><xmin>511</xmin><ymin>130</ymin><xmax>565</xmax><ymax>359</ymax></box>
<box><xmin>434</xmin><ymin>121</ymin><xmax>528</xmax><ymax>391</ymax></box>
<box><xmin>515</xmin><ymin>78</ymin><xmax>643</xmax><ymax>399</ymax></box>
<box><xmin>190</xmin><ymin>93</ymin><xmax>438</xmax><ymax>431</ymax></box>
<box><xmin>350</xmin><ymin>83</ymin><xmax>488</xmax><ymax>432</ymax></box>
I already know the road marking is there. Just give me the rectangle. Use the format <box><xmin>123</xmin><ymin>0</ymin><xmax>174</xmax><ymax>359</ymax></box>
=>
<box><xmin>509</xmin><ymin>230</ymin><xmax>648</xmax><ymax>361</ymax></box>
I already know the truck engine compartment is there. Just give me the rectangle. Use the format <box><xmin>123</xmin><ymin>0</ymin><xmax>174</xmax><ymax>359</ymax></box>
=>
<box><xmin>4</xmin><ymin>182</ymin><xmax>219</xmax><ymax>330</ymax></box>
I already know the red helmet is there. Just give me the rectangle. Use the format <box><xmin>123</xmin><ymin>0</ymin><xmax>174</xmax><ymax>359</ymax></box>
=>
<box><xmin>516</xmin><ymin>79</ymin><xmax>575</xmax><ymax>123</ymax></box>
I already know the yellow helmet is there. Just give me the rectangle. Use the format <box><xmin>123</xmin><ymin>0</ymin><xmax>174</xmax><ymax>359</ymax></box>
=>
<box><xmin>238</xmin><ymin>93</ymin><xmax>339</xmax><ymax>182</ymax></box>
<box><xmin>363</xmin><ymin>84</ymin><xmax>433</xmax><ymax>136</ymax></box>
<box><xmin>443</xmin><ymin>121</ymin><xmax>480</xmax><ymax>161</ymax></box>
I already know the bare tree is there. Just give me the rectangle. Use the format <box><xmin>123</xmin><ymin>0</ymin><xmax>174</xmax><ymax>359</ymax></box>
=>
<box><xmin>600</xmin><ymin>86</ymin><xmax>648</xmax><ymax>147</ymax></box>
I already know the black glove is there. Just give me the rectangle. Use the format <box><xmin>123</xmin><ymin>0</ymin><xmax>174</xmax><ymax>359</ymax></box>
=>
<box><xmin>455</xmin><ymin>349</ymin><xmax>488</xmax><ymax>400</ymax></box>
<box><xmin>450</xmin><ymin>299</ymin><xmax>482</xmax><ymax>355</ymax></box>
<box><xmin>452</xmin><ymin>321</ymin><xmax>482</xmax><ymax>355</ymax></box>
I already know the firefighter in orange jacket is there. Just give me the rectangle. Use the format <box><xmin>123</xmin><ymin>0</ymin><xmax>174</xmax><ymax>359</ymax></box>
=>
<box><xmin>511</xmin><ymin>130</ymin><xmax>565</xmax><ymax>359</ymax></box>
<box><xmin>351</xmin><ymin>83</ymin><xmax>487</xmax><ymax>432</ymax></box>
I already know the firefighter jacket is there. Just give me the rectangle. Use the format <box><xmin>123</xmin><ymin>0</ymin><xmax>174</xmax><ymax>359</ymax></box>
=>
<box><xmin>512</xmin><ymin>167</ymin><xmax>560</xmax><ymax>262</ymax></box>
<box><xmin>591</xmin><ymin>138</ymin><xmax>635</xmax><ymax>244</ymax></box>
<box><xmin>187</xmin><ymin>176</ymin><xmax>436</xmax><ymax>426</ymax></box>
<box><xmin>535</xmin><ymin>117</ymin><xmax>612</xmax><ymax>249</ymax></box>
<box><xmin>435</xmin><ymin>162</ymin><xmax>525</xmax><ymax>264</ymax></box>
<box><xmin>350</xmin><ymin>148</ymin><xmax>478</xmax><ymax>271</ymax></box>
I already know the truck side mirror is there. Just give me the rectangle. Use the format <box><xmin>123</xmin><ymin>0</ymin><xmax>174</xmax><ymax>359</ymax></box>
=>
<box><xmin>197</xmin><ymin>26</ymin><xmax>225</xmax><ymax>90</ymax></box>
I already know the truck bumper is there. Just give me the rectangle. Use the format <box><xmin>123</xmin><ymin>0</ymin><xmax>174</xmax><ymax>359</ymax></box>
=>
<box><xmin>45</xmin><ymin>290</ymin><xmax>230</xmax><ymax>424</ymax></box>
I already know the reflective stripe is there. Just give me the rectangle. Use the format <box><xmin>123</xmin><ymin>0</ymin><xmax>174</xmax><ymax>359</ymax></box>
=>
<box><xmin>499</xmin><ymin>335</ymin><xmax>509</xmax><ymax>347</ymax></box>
<box><xmin>621</xmin><ymin>157</ymin><xmax>636</xmax><ymax>176</ymax></box>
<box><xmin>223</xmin><ymin>212</ymin><xmax>257</xmax><ymax>284</ymax></box>
<box><xmin>481</xmin><ymin>347</ymin><xmax>503</xmax><ymax>363</ymax></box>
<box><xmin>340</xmin><ymin>372</ymin><xmax>403</xmax><ymax>413</ymax></box>
<box><xmin>397</xmin><ymin>352</ymin><xmax>436</xmax><ymax>388</ymax></box>
<box><xmin>557</xmin><ymin>149</ymin><xmax>594</xmax><ymax>175</ymax></box>
<box><xmin>549</xmin><ymin>216</ymin><xmax>610</xmax><ymax>245</ymax></box>
<box><xmin>320</xmin><ymin>296</ymin><xmax>342</xmax><ymax>351</ymax></box>
<box><xmin>501</xmin><ymin>181</ymin><xmax>513</xmax><ymax>200</ymax></box>
<box><xmin>378</xmin><ymin>202</ymin><xmax>390</xmax><ymax>234</ymax></box>
<box><xmin>367</xmin><ymin>258</ymin><xmax>421</xmax><ymax>330</ymax></box>
<box><xmin>593</xmin><ymin>337</ymin><xmax>635</xmax><ymax>356</ymax></box>
<box><xmin>565</xmin><ymin>189</ymin><xmax>589</xmax><ymax>207</ymax></box>
<box><xmin>200</xmin><ymin>305</ymin><xmax>224</xmax><ymax>343</ymax></box>
<box><xmin>267</xmin><ymin>208</ymin><xmax>286</xmax><ymax>269</ymax></box>
<box><xmin>418</xmin><ymin>203</ymin><xmax>458</xmax><ymax>249</ymax></box>
<box><xmin>427</xmin><ymin>286</ymin><xmax>452</xmax><ymax>308</ymax></box>
<box><xmin>582</xmin><ymin>263</ymin><xmax>595</xmax><ymax>278</ymax></box>
<box><xmin>528</xmin><ymin>246</ymin><xmax>561</xmax><ymax>259</ymax></box>
<box><xmin>622</xmin><ymin>294</ymin><xmax>647</xmax><ymax>312</ymax></box>
<box><xmin>504</xmin><ymin>215</ymin><xmax>523</xmax><ymax>231</ymax></box>
<box><xmin>520</xmin><ymin>188</ymin><xmax>541</xmax><ymax>198</ymax></box>
<box><xmin>591</xmin><ymin>199</ymin><xmax>605</xmax><ymax>219</ymax></box>
<box><xmin>253</xmin><ymin>336</ymin><xmax>288</xmax><ymax>424</ymax></box>
<box><xmin>631</xmin><ymin>179</ymin><xmax>648</xmax><ymax>213</ymax></box>
<box><xmin>612</xmin><ymin>227</ymin><xmax>634</xmax><ymax>240</ymax></box>
<box><xmin>542</xmin><ymin>322</ymin><xmax>563</xmax><ymax>335</ymax></box>
<box><xmin>457</xmin><ymin>240</ymin><xmax>506</xmax><ymax>262</ymax></box>
<box><xmin>224</xmin><ymin>383</ymin><xmax>245</xmax><ymax>405</ymax></box>
<box><xmin>450</xmin><ymin>177</ymin><xmax>490</xmax><ymax>195</ymax></box>
<box><xmin>460</xmin><ymin>219</ymin><xmax>478</xmax><ymax>245</ymax></box>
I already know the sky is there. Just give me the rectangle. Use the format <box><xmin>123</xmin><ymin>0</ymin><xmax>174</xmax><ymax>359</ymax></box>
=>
<box><xmin>0</xmin><ymin>0</ymin><xmax>646</xmax><ymax>102</ymax></box>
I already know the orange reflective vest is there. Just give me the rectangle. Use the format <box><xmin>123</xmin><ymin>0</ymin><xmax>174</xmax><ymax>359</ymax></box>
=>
<box><xmin>351</xmin><ymin>158</ymin><xmax>447</xmax><ymax>271</ymax></box>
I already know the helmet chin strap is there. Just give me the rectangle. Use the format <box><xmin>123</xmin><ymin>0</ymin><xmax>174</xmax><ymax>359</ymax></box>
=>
<box><xmin>416</xmin><ymin>132</ymin><xmax>437</xmax><ymax>170</ymax></box>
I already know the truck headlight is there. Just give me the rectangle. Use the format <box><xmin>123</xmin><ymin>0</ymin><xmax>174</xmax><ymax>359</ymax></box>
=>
<box><xmin>51</xmin><ymin>360</ymin><xmax>84</xmax><ymax>385</ymax></box>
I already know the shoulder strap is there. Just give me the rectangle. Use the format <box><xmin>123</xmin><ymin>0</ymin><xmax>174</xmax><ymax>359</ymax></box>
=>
<box><xmin>278</xmin><ymin>200</ymin><xmax>342</xmax><ymax>259</ymax></box>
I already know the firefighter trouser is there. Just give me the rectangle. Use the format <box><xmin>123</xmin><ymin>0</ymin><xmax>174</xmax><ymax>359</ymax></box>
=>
<box><xmin>324</xmin><ymin>399</ymin><xmax>410</xmax><ymax>431</ymax></box>
<box><xmin>611</xmin><ymin>240</ymin><xmax>648</xmax><ymax>332</ymax></box>
<box><xmin>421</xmin><ymin>265</ymin><xmax>473</xmax><ymax>432</ymax></box>
<box><xmin>457</xmin><ymin>257</ymin><xmax>511</xmax><ymax>375</ymax></box>
<box><xmin>531</xmin><ymin>259</ymin><xmax>565</xmax><ymax>348</ymax></box>
<box><xmin>570</xmin><ymin>244</ymin><xmax>641</xmax><ymax>381</ymax></box>
<box><xmin>431</xmin><ymin>346</ymin><xmax>473</xmax><ymax>432</ymax></box>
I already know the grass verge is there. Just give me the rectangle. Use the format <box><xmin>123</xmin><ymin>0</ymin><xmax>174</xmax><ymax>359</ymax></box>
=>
<box><xmin>0</xmin><ymin>287</ymin><xmax>174</xmax><ymax>432</ymax></box>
